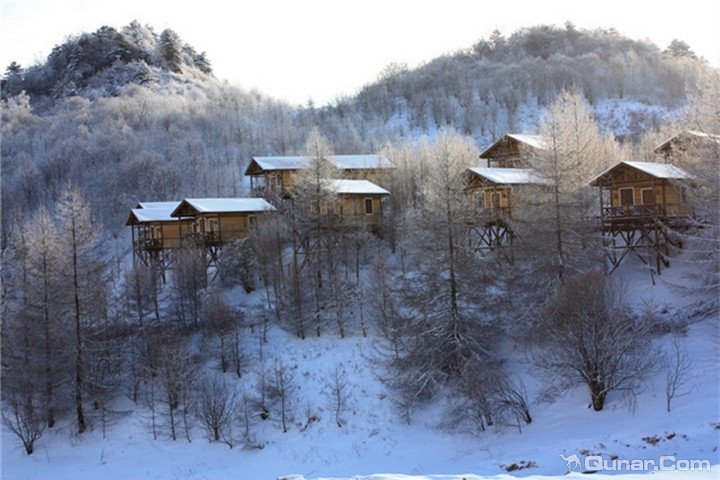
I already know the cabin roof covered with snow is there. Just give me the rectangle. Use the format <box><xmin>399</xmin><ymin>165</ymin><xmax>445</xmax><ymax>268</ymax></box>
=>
<box><xmin>126</xmin><ymin>207</ymin><xmax>188</xmax><ymax>225</ymax></box>
<box><xmin>135</xmin><ymin>201</ymin><xmax>181</xmax><ymax>209</ymax></box>
<box><xmin>171</xmin><ymin>198</ymin><xmax>276</xmax><ymax>217</ymax></box>
<box><xmin>589</xmin><ymin>161</ymin><xmax>692</xmax><ymax>186</ymax></box>
<box><xmin>329</xmin><ymin>155</ymin><xmax>396</xmax><ymax>170</ymax></box>
<box><xmin>479</xmin><ymin>133</ymin><xmax>547</xmax><ymax>158</ymax></box>
<box><xmin>655</xmin><ymin>130</ymin><xmax>720</xmax><ymax>154</ymax></box>
<box><xmin>466</xmin><ymin>167</ymin><xmax>550</xmax><ymax>185</ymax></box>
<box><xmin>246</xmin><ymin>155</ymin><xmax>395</xmax><ymax>175</ymax></box>
<box><xmin>323</xmin><ymin>179</ymin><xmax>390</xmax><ymax>195</ymax></box>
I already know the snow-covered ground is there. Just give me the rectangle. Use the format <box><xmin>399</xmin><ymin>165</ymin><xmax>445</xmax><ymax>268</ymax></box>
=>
<box><xmin>2</xmin><ymin>253</ymin><xmax>718</xmax><ymax>480</ymax></box>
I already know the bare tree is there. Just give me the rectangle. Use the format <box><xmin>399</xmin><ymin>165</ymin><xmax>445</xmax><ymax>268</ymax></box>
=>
<box><xmin>139</xmin><ymin>330</ymin><xmax>200</xmax><ymax>441</ymax></box>
<box><xmin>196</xmin><ymin>379</ymin><xmax>240</xmax><ymax>447</ymax></box>
<box><xmin>172</xmin><ymin>241</ymin><xmax>207</xmax><ymax>326</ymax></box>
<box><xmin>495</xmin><ymin>376</ymin><xmax>532</xmax><ymax>429</ymax></box>
<box><xmin>123</xmin><ymin>262</ymin><xmax>158</xmax><ymax>326</ymax></box>
<box><xmin>4</xmin><ymin>207</ymin><xmax>72</xmax><ymax>429</ymax></box>
<box><xmin>534</xmin><ymin>271</ymin><xmax>657</xmax><ymax>411</ymax></box>
<box><xmin>56</xmin><ymin>185</ymin><xmax>111</xmax><ymax>434</ymax></box>
<box><xmin>238</xmin><ymin>389</ymin><xmax>263</xmax><ymax>449</ymax></box>
<box><xmin>385</xmin><ymin>131</ymin><xmax>498</xmax><ymax>403</ymax></box>
<box><xmin>218</xmin><ymin>238</ymin><xmax>257</xmax><ymax>292</ymax></box>
<box><xmin>290</xmin><ymin>128</ymin><xmax>341</xmax><ymax>338</ymax></box>
<box><xmin>328</xmin><ymin>364</ymin><xmax>349</xmax><ymax>427</ymax></box>
<box><xmin>522</xmin><ymin>90</ymin><xmax>616</xmax><ymax>282</ymax></box>
<box><xmin>444</xmin><ymin>363</ymin><xmax>498</xmax><ymax>434</ymax></box>
<box><xmin>370</xmin><ymin>253</ymin><xmax>408</xmax><ymax>360</ymax></box>
<box><xmin>249</xmin><ymin>211</ymin><xmax>287</xmax><ymax>333</ymax></box>
<box><xmin>445</xmin><ymin>361</ymin><xmax>532</xmax><ymax>435</ymax></box>
<box><xmin>268</xmin><ymin>361</ymin><xmax>298</xmax><ymax>433</ymax></box>
<box><xmin>202</xmin><ymin>289</ymin><xmax>243</xmax><ymax>374</ymax></box>
<box><xmin>2</xmin><ymin>389</ymin><xmax>46</xmax><ymax>455</ymax></box>
<box><xmin>665</xmin><ymin>337</ymin><xmax>693</xmax><ymax>412</ymax></box>
<box><xmin>1</xmin><ymin>227</ymin><xmax>50</xmax><ymax>451</ymax></box>
<box><xmin>229</xmin><ymin>324</ymin><xmax>248</xmax><ymax>379</ymax></box>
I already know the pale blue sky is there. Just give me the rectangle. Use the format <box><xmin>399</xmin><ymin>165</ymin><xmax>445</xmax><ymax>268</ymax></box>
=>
<box><xmin>1</xmin><ymin>0</ymin><xmax>718</xmax><ymax>105</ymax></box>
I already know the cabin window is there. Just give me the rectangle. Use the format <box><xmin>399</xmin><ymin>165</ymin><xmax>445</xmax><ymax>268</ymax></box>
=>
<box><xmin>641</xmin><ymin>188</ymin><xmax>655</xmax><ymax>205</ymax></box>
<box><xmin>273</xmin><ymin>175</ymin><xmax>282</xmax><ymax>188</ymax></box>
<box><xmin>619</xmin><ymin>187</ymin><xmax>634</xmax><ymax>206</ymax></box>
<box><xmin>207</xmin><ymin>218</ymin><xmax>219</xmax><ymax>232</ymax></box>
<box><xmin>491</xmin><ymin>192</ymin><xmax>501</xmax><ymax>208</ymax></box>
<box><xmin>364</xmin><ymin>198</ymin><xmax>374</xmax><ymax>215</ymax></box>
<box><xmin>475</xmin><ymin>191</ymin><xmax>485</xmax><ymax>208</ymax></box>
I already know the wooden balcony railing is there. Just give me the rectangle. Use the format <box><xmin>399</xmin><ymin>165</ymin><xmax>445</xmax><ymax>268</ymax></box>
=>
<box><xmin>603</xmin><ymin>205</ymin><xmax>667</xmax><ymax>219</ymax></box>
<box><xmin>466</xmin><ymin>206</ymin><xmax>512</xmax><ymax>225</ymax></box>
<box><xmin>134</xmin><ymin>238</ymin><xmax>162</xmax><ymax>250</ymax></box>
<box><xmin>189</xmin><ymin>229</ymin><xmax>255</xmax><ymax>247</ymax></box>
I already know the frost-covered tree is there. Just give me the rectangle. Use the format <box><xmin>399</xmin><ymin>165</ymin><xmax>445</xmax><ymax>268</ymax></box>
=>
<box><xmin>21</xmin><ymin>207</ymin><xmax>70</xmax><ymax>428</ymax></box>
<box><xmin>386</xmin><ymin>131</ymin><xmax>501</xmax><ymax>402</ymax></box>
<box><xmin>159</xmin><ymin>29</ymin><xmax>183</xmax><ymax>73</ymax></box>
<box><xmin>285</xmin><ymin>129</ymin><xmax>343</xmax><ymax>337</ymax></box>
<box><xmin>664</xmin><ymin>39</ymin><xmax>697</xmax><ymax>59</ymax></box>
<box><xmin>521</xmin><ymin>91</ymin><xmax>615</xmax><ymax>282</ymax></box>
<box><xmin>56</xmin><ymin>185</ymin><xmax>110</xmax><ymax>434</ymax></box>
<box><xmin>663</xmin><ymin>69</ymin><xmax>720</xmax><ymax>312</ymax></box>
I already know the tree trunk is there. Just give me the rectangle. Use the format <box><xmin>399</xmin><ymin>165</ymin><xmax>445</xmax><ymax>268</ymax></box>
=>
<box><xmin>42</xmin><ymin>254</ymin><xmax>55</xmax><ymax>428</ymax></box>
<box><xmin>70</xmin><ymin>217</ymin><xmax>86</xmax><ymax>434</ymax></box>
<box><xmin>589</xmin><ymin>381</ymin><xmax>606</xmax><ymax>411</ymax></box>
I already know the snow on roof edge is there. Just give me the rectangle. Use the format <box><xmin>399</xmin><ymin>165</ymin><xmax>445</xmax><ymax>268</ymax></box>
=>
<box><xmin>589</xmin><ymin>161</ymin><xmax>692</xmax><ymax>186</ymax></box>
<box><xmin>173</xmin><ymin>197</ymin><xmax>277</xmax><ymax>215</ymax></box>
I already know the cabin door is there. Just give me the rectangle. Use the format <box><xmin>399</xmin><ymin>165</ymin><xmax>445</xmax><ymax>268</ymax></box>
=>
<box><xmin>619</xmin><ymin>188</ymin><xmax>634</xmax><ymax>207</ymax></box>
<box><xmin>641</xmin><ymin>188</ymin><xmax>655</xmax><ymax>205</ymax></box>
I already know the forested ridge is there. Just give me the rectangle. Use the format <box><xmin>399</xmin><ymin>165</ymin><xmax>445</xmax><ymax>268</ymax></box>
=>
<box><xmin>323</xmin><ymin>24</ymin><xmax>704</xmax><ymax>140</ymax></box>
<box><xmin>1</xmin><ymin>21</ymin><xmax>718</xmax><ymax>468</ymax></box>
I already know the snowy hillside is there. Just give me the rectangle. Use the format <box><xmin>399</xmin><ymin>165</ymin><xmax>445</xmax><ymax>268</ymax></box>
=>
<box><xmin>2</xmin><ymin>21</ymin><xmax>718</xmax><ymax>480</ymax></box>
<box><xmin>3</xmin><ymin>251</ymin><xmax>718</xmax><ymax>480</ymax></box>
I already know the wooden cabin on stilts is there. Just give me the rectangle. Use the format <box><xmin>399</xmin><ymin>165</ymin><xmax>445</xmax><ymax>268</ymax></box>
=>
<box><xmin>463</xmin><ymin>167</ymin><xmax>549</xmax><ymax>263</ymax></box>
<box><xmin>245</xmin><ymin>153</ymin><xmax>394</xmax><ymax>270</ymax></box>
<box><xmin>245</xmin><ymin>154</ymin><xmax>396</xmax><ymax>197</ymax></box>
<box><xmin>589</xmin><ymin>161</ymin><xmax>694</xmax><ymax>274</ymax></box>
<box><xmin>292</xmin><ymin>179</ymin><xmax>390</xmax><ymax>270</ymax></box>
<box><xmin>169</xmin><ymin>198</ymin><xmax>277</xmax><ymax>275</ymax></box>
<box><xmin>654</xmin><ymin>130</ymin><xmax>720</xmax><ymax>160</ymax></box>
<box><xmin>126</xmin><ymin>201</ymin><xmax>192</xmax><ymax>282</ymax></box>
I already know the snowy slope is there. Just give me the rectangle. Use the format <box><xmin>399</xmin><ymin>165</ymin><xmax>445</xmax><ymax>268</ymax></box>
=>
<box><xmin>2</xmin><ymin>254</ymin><xmax>718</xmax><ymax>480</ymax></box>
